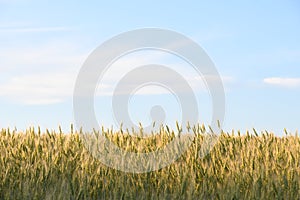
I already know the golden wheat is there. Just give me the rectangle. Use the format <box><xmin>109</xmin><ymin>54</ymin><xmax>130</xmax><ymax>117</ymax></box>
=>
<box><xmin>0</xmin><ymin>126</ymin><xmax>299</xmax><ymax>199</ymax></box>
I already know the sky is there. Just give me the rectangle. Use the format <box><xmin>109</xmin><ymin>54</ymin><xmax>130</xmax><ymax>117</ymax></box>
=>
<box><xmin>0</xmin><ymin>1</ymin><xmax>299</xmax><ymax>135</ymax></box>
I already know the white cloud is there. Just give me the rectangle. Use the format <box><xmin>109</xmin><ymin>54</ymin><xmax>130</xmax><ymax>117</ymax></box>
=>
<box><xmin>0</xmin><ymin>41</ymin><xmax>87</xmax><ymax>72</ymax></box>
<box><xmin>0</xmin><ymin>58</ymin><xmax>232</xmax><ymax>105</ymax></box>
<box><xmin>0</xmin><ymin>39</ymin><xmax>87</xmax><ymax>105</ymax></box>
<box><xmin>263</xmin><ymin>77</ymin><xmax>300</xmax><ymax>88</ymax></box>
<box><xmin>0</xmin><ymin>43</ymin><xmax>232</xmax><ymax>105</ymax></box>
<box><xmin>0</xmin><ymin>73</ymin><xmax>76</xmax><ymax>105</ymax></box>
<box><xmin>95</xmin><ymin>50</ymin><xmax>233</xmax><ymax>96</ymax></box>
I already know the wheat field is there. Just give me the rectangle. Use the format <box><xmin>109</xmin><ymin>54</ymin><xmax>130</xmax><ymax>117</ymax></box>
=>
<box><xmin>0</xmin><ymin>125</ymin><xmax>299</xmax><ymax>199</ymax></box>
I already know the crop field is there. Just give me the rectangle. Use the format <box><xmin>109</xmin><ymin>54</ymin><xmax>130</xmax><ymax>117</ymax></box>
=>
<box><xmin>0</xmin><ymin>126</ymin><xmax>299</xmax><ymax>199</ymax></box>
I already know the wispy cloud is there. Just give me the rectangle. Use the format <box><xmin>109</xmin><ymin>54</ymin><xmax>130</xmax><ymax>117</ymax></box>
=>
<box><xmin>0</xmin><ymin>26</ymin><xmax>72</xmax><ymax>33</ymax></box>
<box><xmin>263</xmin><ymin>77</ymin><xmax>300</xmax><ymax>88</ymax></box>
<box><xmin>193</xmin><ymin>27</ymin><xmax>234</xmax><ymax>43</ymax></box>
<box><xmin>0</xmin><ymin>0</ymin><xmax>31</xmax><ymax>3</ymax></box>
<box><xmin>244</xmin><ymin>49</ymin><xmax>300</xmax><ymax>67</ymax></box>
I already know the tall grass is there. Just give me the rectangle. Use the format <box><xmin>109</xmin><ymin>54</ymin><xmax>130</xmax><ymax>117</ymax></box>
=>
<box><xmin>0</xmin><ymin>126</ymin><xmax>299</xmax><ymax>199</ymax></box>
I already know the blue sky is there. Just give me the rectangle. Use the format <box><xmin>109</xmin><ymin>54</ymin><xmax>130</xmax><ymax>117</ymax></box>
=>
<box><xmin>0</xmin><ymin>1</ymin><xmax>299</xmax><ymax>135</ymax></box>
